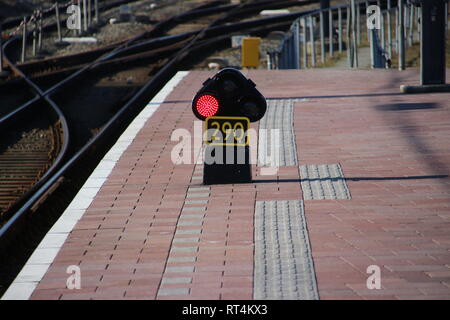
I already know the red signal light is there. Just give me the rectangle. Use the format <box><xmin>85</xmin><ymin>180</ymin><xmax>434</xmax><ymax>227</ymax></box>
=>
<box><xmin>195</xmin><ymin>94</ymin><xmax>219</xmax><ymax>118</ymax></box>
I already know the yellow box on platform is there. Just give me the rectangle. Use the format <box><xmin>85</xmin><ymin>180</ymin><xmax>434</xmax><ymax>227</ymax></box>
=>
<box><xmin>241</xmin><ymin>37</ymin><xmax>261</xmax><ymax>68</ymax></box>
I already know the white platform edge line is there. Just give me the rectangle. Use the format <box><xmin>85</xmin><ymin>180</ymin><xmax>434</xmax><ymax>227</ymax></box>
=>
<box><xmin>1</xmin><ymin>71</ymin><xmax>189</xmax><ymax>300</ymax></box>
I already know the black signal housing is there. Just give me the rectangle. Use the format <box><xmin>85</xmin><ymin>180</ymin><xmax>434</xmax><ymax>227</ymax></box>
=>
<box><xmin>192</xmin><ymin>68</ymin><xmax>267</xmax><ymax>122</ymax></box>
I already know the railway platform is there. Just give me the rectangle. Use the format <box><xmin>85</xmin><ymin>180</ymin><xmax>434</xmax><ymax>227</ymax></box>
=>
<box><xmin>2</xmin><ymin>68</ymin><xmax>450</xmax><ymax>300</ymax></box>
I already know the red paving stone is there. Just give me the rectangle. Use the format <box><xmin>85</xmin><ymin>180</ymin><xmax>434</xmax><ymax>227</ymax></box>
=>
<box><xmin>250</xmin><ymin>69</ymin><xmax>450</xmax><ymax>300</ymax></box>
<box><xmin>28</xmin><ymin>69</ymin><xmax>450</xmax><ymax>300</ymax></box>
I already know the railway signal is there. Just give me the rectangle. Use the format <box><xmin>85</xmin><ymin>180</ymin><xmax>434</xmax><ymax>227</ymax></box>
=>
<box><xmin>192</xmin><ymin>68</ymin><xmax>267</xmax><ymax>185</ymax></box>
<box><xmin>192</xmin><ymin>67</ymin><xmax>267</xmax><ymax>122</ymax></box>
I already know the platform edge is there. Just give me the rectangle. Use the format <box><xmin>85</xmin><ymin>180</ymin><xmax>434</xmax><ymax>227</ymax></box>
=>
<box><xmin>1</xmin><ymin>71</ymin><xmax>189</xmax><ymax>300</ymax></box>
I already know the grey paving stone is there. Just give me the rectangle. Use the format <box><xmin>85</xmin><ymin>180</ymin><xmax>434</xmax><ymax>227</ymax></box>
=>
<box><xmin>161</xmin><ymin>277</ymin><xmax>192</xmax><ymax>284</ymax></box>
<box><xmin>175</xmin><ymin>229</ymin><xmax>202</xmax><ymax>235</ymax></box>
<box><xmin>180</xmin><ymin>213</ymin><xmax>205</xmax><ymax>219</ymax></box>
<box><xmin>168</xmin><ymin>256</ymin><xmax>197</xmax><ymax>263</ymax></box>
<box><xmin>186</xmin><ymin>193</ymin><xmax>210</xmax><ymax>198</ymax></box>
<box><xmin>182</xmin><ymin>206</ymin><xmax>206</xmax><ymax>212</ymax></box>
<box><xmin>258</xmin><ymin>99</ymin><xmax>298</xmax><ymax>166</ymax></box>
<box><xmin>170</xmin><ymin>246</ymin><xmax>198</xmax><ymax>253</ymax></box>
<box><xmin>165</xmin><ymin>266</ymin><xmax>195</xmax><ymax>273</ymax></box>
<box><xmin>254</xmin><ymin>200</ymin><xmax>319</xmax><ymax>300</ymax></box>
<box><xmin>188</xmin><ymin>187</ymin><xmax>210</xmax><ymax>192</ymax></box>
<box><xmin>299</xmin><ymin>164</ymin><xmax>351</xmax><ymax>200</ymax></box>
<box><xmin>177</xmin><ymin>220</ymin><xmax>203</xmax><ymax>226</ymax></box>
<box><xmin>185</xmin><ymin>200</ymin><xmax>208</xmax><ymax>205</ymax></box>
<box><xmin>157</xmin><ymin>288</ymin><xmax>190</xmax><ymax>296</ymax></box>
<box><xmin>173</xmin><ymin>237</ymin><xmax>199</xmax><ymax>243</ymax></box>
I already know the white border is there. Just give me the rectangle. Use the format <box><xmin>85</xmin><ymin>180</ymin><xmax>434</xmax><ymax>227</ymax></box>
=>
<box><xmin>1</xmin><ymin>71</ymin><xmax>189</xmax><ymax>300</ymax></box>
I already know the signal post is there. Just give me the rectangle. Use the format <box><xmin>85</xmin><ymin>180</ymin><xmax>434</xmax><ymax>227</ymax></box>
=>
<box><xmin>191</xmin><ymin>68</ymin><xmax>267</xmax><ymax>185</ymax></box>
<box><xmin>401</xmin><ymin>0</ymin><xmax>450</xmax><ymax>93</ymax></box>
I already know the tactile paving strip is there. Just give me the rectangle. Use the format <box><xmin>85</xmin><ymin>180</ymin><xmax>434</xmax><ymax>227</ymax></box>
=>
<box><xmin>299</xmin><ymin>164</ymin><xmax>351</xmax><ymax>200</ymax></box>
<box><xmin>156</xmin><ymin>149</ymin><xmax>209</xmax><ymax>299</ymax></box>
<box><xmin>258</xmin><ymin>99</ymin><xmax>298</xmax><ymax>166</ymax></box>
<box><xmin>254</xmin><ymin>200</ymin><xmax>319</xmax><ymax>300</ymax></box>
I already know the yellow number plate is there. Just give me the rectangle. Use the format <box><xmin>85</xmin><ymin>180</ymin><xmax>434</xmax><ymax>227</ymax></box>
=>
<box><xmin>205</xmin><ymin>116</ymin><xmax>250</xmax><ymax>146</ymax></box>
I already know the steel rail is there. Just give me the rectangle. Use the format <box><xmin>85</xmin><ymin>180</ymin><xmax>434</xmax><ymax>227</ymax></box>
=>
<box><xmin>1</xmin><ymin>0</ymin><xmax>227</xmax><ymax>77</ymax></box>
<box><xmin>0</xmin><ymin>1</ymin><xmax>227</xmax><ymax>121</ymax></box>
<box><xmin>0</xmin><ymin>0</ymin><xmax>317</xmax><ymax>245</ymax></box>
<box><xmin>0</xmin><ymin>1</ymin><xmax>229</xmax><ymax>240</ymax></box>
<box><xmin>2</xmin><ymin>0</ymin><xmax>319</xmax><ymax>85</ymax></box>
<box><xmin>1</xmin><ymin>0</ymin><xmax>162</xmax><ymax>33</ymax></box>
<box><xmin>5</xmin><ymin>0</ymin><xmax>318</xmax><ymax>77</ymax></box>
<box><xmin>0</xmin><ymin>0</ymin><xmax>242</xmax><ymax>241</ymax></box>
<box><xmin>0</xmin><ymin>36</ymin><xmax>70</xmax><ymax>228</ymax></box>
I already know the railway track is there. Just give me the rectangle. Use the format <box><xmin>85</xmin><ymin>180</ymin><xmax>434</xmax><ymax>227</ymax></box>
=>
<box><xmin>0</xmin><ymin>123</ymin><xmax>63</xmax><ymax>219</ymax></box>
<box><xmin>2</xmin><ymin>0</ymin><xmax>315</xmax><ymax>81</ymax></box>
<box><xmin>0</xmin><ymin>0</ymin><xmax>320</xmax><ymax>239</ymax></box>
<box><xmin>0</xmin><ymin>0</ymin><xmax>321</xmax><ymax>296</ymax></box>
<box><xmin>1</xmin><ymin>0</ymin><xmax>156</xmax><ymax>35</ymax></box>
<box><xmin>0</xmin><ymin>1</ymin><xmax>229</xmax><ymax>215</ymax></box>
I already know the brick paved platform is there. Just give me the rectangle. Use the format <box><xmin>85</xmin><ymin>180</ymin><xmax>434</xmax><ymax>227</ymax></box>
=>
<box><xmin>3</xmin><ymin>69</ymin><xmax>450</xmax><ymax>300</ymax></box>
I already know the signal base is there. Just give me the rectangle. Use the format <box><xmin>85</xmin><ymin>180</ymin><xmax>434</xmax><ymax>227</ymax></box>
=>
<box><xmin>203</xmin><ymin>145</ymin><xmax>252</xmax><ymax>185</ymax></box>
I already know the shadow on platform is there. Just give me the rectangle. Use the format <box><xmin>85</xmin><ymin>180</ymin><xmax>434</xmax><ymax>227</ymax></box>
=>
<box><xmin>254</xmin><ymin>174</ymin><xmax>449</xmax><ymax>184</ymax></box>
